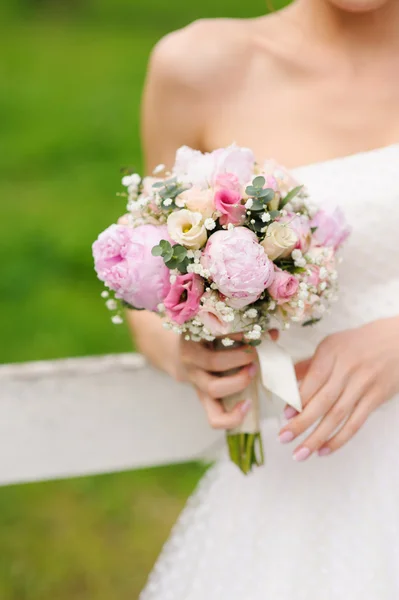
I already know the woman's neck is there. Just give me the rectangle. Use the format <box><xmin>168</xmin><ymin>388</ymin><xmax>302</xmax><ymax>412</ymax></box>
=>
<box><xmin>289</xmin><ymin>0</ymin><xmax>399</xmax><ymax>53</ymax></box>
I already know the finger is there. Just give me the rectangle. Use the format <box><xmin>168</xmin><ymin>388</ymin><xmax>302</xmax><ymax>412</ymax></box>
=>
<box><xmin>317</xmin><ymin>394</ymin><xmax>375</xmax><ymax>456</ymax></box>
<box><xmin>279</xmin><ymin>368</ymin><xmax>344</xmax><ymax>443</ymax></box>
<box><xmin>196</xmin><ymin>388</ymin><xmax>252</xmax><ymax>430</ymax></box>
<box><xmin>189</xmin><ymin>364</ymin><xmax>256</xmax><ymax>399</ymax></box>
<box><xmin>183</xmin><ymin>341</ymin><xmax>257</xmax><ymax>373</ymax></box>
<box><xmin>269</xmin><ymin>329</ymin><xmax>279</xmax><ymax>342</ymax></box>
<box><xmin>295</xmin><ymin>359</ymin><xmax>311</xmax><ymax>383</ymax></box>
<box><xmin>299</xmin><ymin>343</ymin><xmax>335</xmax><ymax>408</ymax></box>
<box><xmin>291</xmin><ymin>370</ymin><xmax>372</xmax><ymax>460</ymax></box>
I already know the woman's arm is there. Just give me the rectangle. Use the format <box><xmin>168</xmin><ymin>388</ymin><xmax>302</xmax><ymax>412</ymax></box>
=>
<box><xmin>128</xmin><ymin>26</ymin><xmax>258</xmax><ymax>430</ymax></box>
<box><xmin>127</xmin><ymin>30</ymin><xmax>203</xmax><ymax>379</ymax></box>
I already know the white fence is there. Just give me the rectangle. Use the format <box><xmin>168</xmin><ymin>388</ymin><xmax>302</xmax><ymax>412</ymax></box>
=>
<box><xmin>0</xmin><ymin>354</ymin><xmax>222</xmax><ymax>487</ymax></box>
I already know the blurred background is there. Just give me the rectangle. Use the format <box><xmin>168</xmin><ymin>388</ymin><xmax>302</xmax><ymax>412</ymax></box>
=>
<box><xmin>0</xmin><ymin>0</ymin><xmax>287</xmax><ymax>597</ymax></box>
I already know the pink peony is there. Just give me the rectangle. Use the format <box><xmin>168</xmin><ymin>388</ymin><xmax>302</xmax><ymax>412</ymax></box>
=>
<box><xmin>268</xmin><ymin>268</ymin><xmax>299</xmax><ymax>305</ymax></box>
<box><xmin>279</xmin><ymin>213</ymin><xmax>311</xmax><ymax>253</ymax></box>
<box><xmin>311</xmin><ymin>208</ymin><xmax>351</xmax><ymax>250</ymax></box>
<box><xmin>164</xmin><ymin>273</ymin><xmax>204</xmax><ymax>325</ymax></box>
<box><xmin>92</xmin><ymin>224</ymin><xmax>171</xmax><ymax>311</ymax></box>
<box><xmin>214</xmin><ymin>188</ymin><xmax>245</xmax><ymax>226</ymax></box>
<box><xmin>201</xmin><ymin>227</ymin><xmax>274</xmax><ymax>309</ymax></box>
<box><xmin>172</xmin><ymin>144</ymin><xmax>255</xmax><ymax>190</ymax></box>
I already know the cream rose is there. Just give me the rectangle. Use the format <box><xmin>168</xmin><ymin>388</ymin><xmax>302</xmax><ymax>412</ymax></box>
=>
<box><xmin>261</xmin><ymin>222</ymin><xmax>298</xmax><ymax>260</ymax></box>
<box><xmin>176</xmin><ymin>188</ymin><xmax>215</xmax><ymax>217</ymax></box>
<box><xmin>167</xmin><ymin>209</ymin><xmax>208</xmax><ymax>250</ymax></box>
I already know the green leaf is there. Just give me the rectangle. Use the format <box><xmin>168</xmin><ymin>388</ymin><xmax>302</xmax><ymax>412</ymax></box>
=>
<box><xmin>163</xmin><ymin>248</ymin><xmax>174</xmax><ymax>262</ymax></box>
<box><xmin>252</xmin><ymin>176</ymin><xmax>266</xmax><ymax>189</ymax></box>
<box><xmin>121</xmin><ymin>300</ymin><xmax>144</xmax><ymax>311</ymax></box>
<box><xmin>280</xmin><ymin>185</ymin><xmax>304</xmax><ymax>208</ymax></box>
<box><xmin>165</xmin><ymin>257</ymin><xmax>180</xmax><ymax>270</ymax></box>
<box><xmin>151</xmin><ymin>245</ymin><xmax>163</xmax><ymax>257</ymax></box>
<box><xmin>245</xmin><ymin>185</ymin><xmax>258</xmax><ymax>197</ymax></box>
<box><xmin>159</xmin><ymin>239</ymin><xmax>172</xmax><ymax>251</ymax></box>
<box><xmin>269</xmin><ymin>210</ymin><xmax>280</xmax><ymax>219</ymax></box>
<box><xmin>152</xmin><ymin>181</ymin><xmax>165</xmax><ymax>189</ymax></box>
<box><xmin>302</xmin><ymin>318</ymin><xmax>321</xmax><ymax>327</ymax></box>
<box><xmin>250</xmin><ymin>199</ymin><xmax>266</xmax><ymax>211</ymax></box>
<box><xmin>173</xmin><ymin>245</ymin><xmax>187</xmax><ymax>262</ymax></box>
<box><xmin>248</xmin><ymin>339</ymin><xmax>262</xmax><ymax>347</ymax></box>
<box><xmin>257</xmin><ymin>188</ymin><xmax>275</xmax><ymax>202</ymax></box>
<box><xmin>310</xmin><ymin>226</ymin><xmax>318</xmax><ymax>234</ymax></box>
<box><xmin>176</xmin><ymin>258</ymin><xmax>189</xmax><ymax>274</ymax></box>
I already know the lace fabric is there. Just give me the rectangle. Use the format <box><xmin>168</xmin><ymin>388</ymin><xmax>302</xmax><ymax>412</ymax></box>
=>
<box><xmin>140</xmin><ymin>145</ymin><xmax>399</xmax><ymax>599</ymax></box>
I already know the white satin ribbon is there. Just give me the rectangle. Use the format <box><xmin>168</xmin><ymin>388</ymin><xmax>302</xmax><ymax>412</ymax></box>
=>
<box><xmin>257</xmin><ymin>338</ymin><xmax>303</xmax><ymax>413</ymax></box>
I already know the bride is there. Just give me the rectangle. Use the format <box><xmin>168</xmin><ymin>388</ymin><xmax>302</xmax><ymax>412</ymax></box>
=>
<box><xmin>133</xmin><ymin>0</ymin><xmax>399</xmax><ymax>598</ymax></box>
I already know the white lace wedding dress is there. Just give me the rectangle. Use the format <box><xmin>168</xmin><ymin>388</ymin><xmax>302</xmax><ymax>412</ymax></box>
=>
<box><xmin>140</xmin><ymin>144</ymin><xmax>399</xmax><ymax>599</ymax></box>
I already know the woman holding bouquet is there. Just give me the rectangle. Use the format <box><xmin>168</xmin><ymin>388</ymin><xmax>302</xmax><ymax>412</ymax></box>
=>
<box><xmin>132</xmin><ymin>0</ymin><xmax>399</xmax><ymax>597</ymax></box>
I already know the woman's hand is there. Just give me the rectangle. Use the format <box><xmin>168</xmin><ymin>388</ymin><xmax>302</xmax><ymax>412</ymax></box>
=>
<box><xmin>178</xmin><ymin>335</ymin><xmax>258</xmax><ymax>430</ymax></box>
<box><xmin>177</xmin><ymin>331</ymin><xmax>279</xmax><ymax>431</ymax></box>
<box><xmin>279</xmin><ymin>316</ymin><xmax>399</xmax><ymax>460</ymax></box>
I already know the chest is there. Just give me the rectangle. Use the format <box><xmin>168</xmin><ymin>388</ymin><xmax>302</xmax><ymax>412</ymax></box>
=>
<box><xmin>203</xmin><ymin>69</ymin><xmax>399</xmax><ymax>169</ymax></box>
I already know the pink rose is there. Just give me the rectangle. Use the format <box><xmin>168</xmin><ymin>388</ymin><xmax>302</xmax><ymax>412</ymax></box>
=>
<box><xmin>201</xmin><ymin>227</ymin><xmax>274</xmax><ymax>309</ymax></box>
<box><xmin>268</xmin><ymin>268</ymin><xmax>299</xmax><ymax>305</ymax></box>
<box><xmin>214</xmin><ymin>188</ymin><xmax>245</xmax><ymax>226</ymax></box>
<box><xmin>164</xmin><ymin>273</ymin><xmax>204</xmax><ymax>325</ymax></box>
<box><xmin>197</xmin><ymin>293</ymin><xmax>232</xmax><ymax>336</ymax></box>
<box><xmin>92</xmin><ymin>224</ymin><xmax>171</xmax><ymax>311</ymax></box>
<box><xmin>279</xmin><ymin>213</ymin><xmax>311</xmax><ymax>252</ymax></box>
<box><xmin>215</xmin><ymin>172</ymin><xmax>241</xmax><ymax>192</ymax></box>
<box><xmin>311</xmin><ymin>208</ymin><xmax>351</xmax><ymax>250</ymax></box>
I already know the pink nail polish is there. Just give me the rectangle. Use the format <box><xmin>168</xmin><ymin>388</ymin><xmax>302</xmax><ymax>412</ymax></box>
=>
<box><xmin>284</xmin><ymin>406</ymin><xmax>298</xmax><ymax>420</ymax></box>
<box><xmin>240</xmin><ymin>399</ymin><xmax>252</xmax><ymax>415</ymax></box>
<box><xmin>293</xmin><ymin>447</ymin><xmax>311</xmax><ymax>462</ymax></box>
<box><xmin>279</xmin><ymin>430</ymin><xmax>295</xmax><ymax>444</ymax></box>
<box><xmin>318</xmin><ymin>447</ymin><xmax>331</xmax><ymax>457</ymax></box>
<box><xmin>248</xmin><ymin>363</ymin><xmax>257</xmax><ymax>378</ymax></box>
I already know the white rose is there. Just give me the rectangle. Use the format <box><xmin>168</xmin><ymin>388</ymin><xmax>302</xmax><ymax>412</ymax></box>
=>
<box><xmin>177</xmin><ymin>188</ymin><xmax>215</xmax><ymax>218</ymax></box>
<box><xmin>261</xmin><ymin>222</ymin><xmax>298</xmax><ymax>260</ymax></box>
<box><xmin>167</xmin><ymin>210</ymin><xmax>208</xmax><ymax>250</ymax></box>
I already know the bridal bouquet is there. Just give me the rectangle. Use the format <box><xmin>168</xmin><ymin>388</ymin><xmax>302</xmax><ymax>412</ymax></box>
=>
<box><xmin>93</xmin><ymin>145</ymin><xmax>350</xmax><ymax>474</ymax></box>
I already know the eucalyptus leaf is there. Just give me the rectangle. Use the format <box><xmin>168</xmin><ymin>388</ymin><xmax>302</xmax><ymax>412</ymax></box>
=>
<box><xmin>252</xmin><ymin>176</ymin><xmax>266</xmax><ymax>189</ymax></box>
<box><xmin>163</xmin><ymin>249</ymin><xmax>174</xmax><ymax>262</ymax></box>
<box><xmin>250</xmin><ymin>199</ymin><xmax>266</xmax><ymax>211</ymax></box>
<box><xmin>173</xmin><ymin>245</ymin><xmax>187</xmax><ymax>261</ymax></box>
<box><xmin>258</xmin><ymin>188</ymin><xmax>275</xmax><ymax>202</ymax></box>
<box><xmin>165</xmin><ymin>257</ymin><xmax>180</xmax><ymax>270</ymax></box>
<box><xmin>245</xmin><ymin>185</ymin><xmax>258</xmax><ymax>197</ymax></box>
<box><xmin>159</xmin><ymin>239</ymin><xmax>172</xmax><ymax>251</ymax></box>
<box><xmin>151</xmin><ymin>245</ymin><xmax>163</xmax><ymax>257</ymax></box>
<box><xmin>176</xmin><ymin>258</ymin><xmax>189</xmax><ymax>274</ymax></box>
<box><xmin>152</xmin><ymin>181</ymin><xmax>165</xmax><ymax>189</ymax></box>
<box><xmin>252</xmin><ymin>220</ymin><xmax>266</xmax><ymax>232</ymax></box>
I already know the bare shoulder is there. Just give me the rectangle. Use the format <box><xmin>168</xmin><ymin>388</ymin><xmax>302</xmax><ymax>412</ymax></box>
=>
<box><xmin>148</xmin><ymin>18</ymin><xmax>253</xmax><ymax>95</ymax></box>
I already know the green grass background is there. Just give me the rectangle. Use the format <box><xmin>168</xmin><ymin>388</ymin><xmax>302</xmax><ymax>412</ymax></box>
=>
<box><xmin>0</xmin><ymin>1</ymin><xmax>287</xmax><ymax>597</ymax></box>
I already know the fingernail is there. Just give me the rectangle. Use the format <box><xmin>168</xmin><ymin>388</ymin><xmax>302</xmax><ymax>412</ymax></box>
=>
<box><xmin>279</xmin><ymin>430</ymin><xmax>295</xmax><ymax>444</ymax></box>
<box><xmin>248</xmin><ymin>363</ymin><xmax>257</xmax><ymax>378</ymax></box>
<box><xmin>284</xmin><ymin>406</ymin><xmax>298</xmax><ymax>420</ymax></box>
<box><xmin>293</xmin><ymin>447</ymin><xmax>311</xmax><ymax>462</ymax></box>
<box><xmin>318</xmin><ymin>447</ymin><xmax>331</xmax><ymax>457</ymax></box>
<box><xmin>240</xmin><ymin>399</ymin><xmax>252</xmax><ymax>415</ymax></box>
